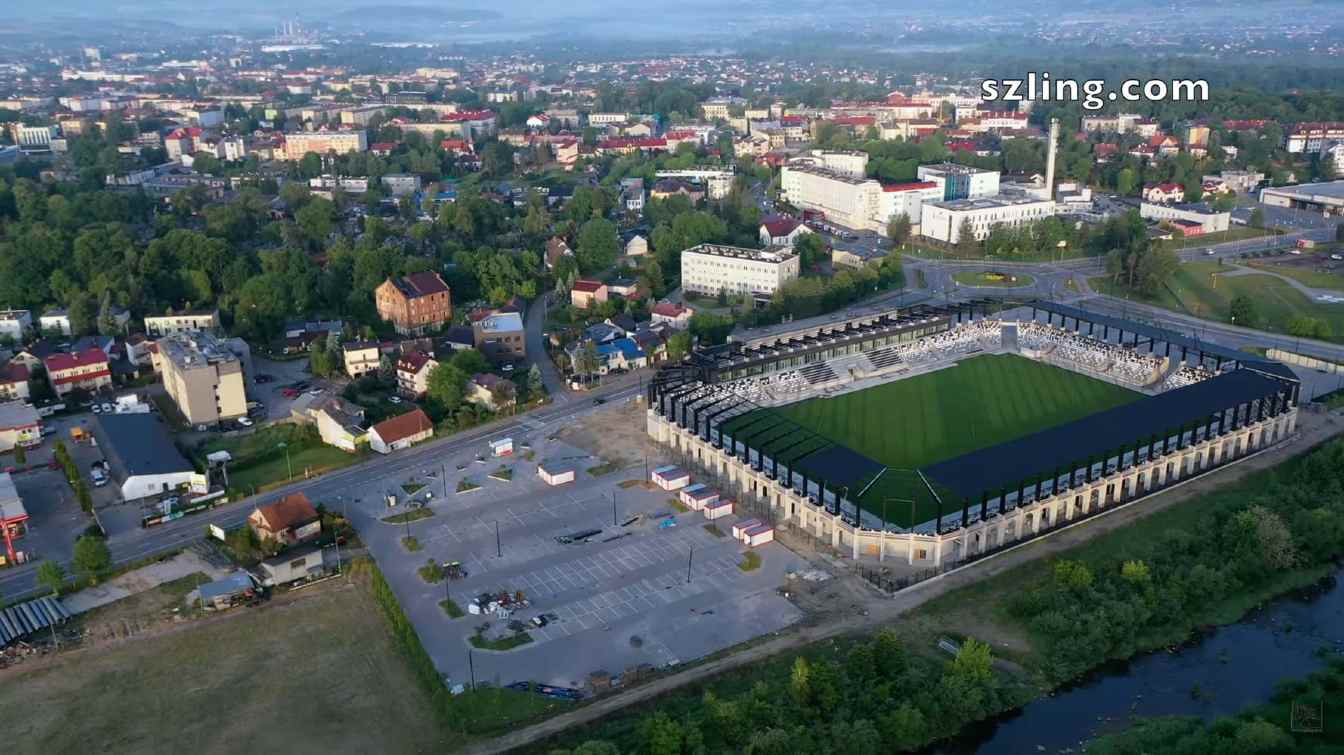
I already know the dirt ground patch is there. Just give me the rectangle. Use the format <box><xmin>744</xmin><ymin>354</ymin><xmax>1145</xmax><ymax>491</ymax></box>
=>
<box><xmin>0</xmin><ymin>579</ymin><xmax>446</xmax><ymax>755</ymax></box>
<box><xmin>558</xmin><ymin>399</ymin><xmax>661</xmax><ymax>467</ymax></box>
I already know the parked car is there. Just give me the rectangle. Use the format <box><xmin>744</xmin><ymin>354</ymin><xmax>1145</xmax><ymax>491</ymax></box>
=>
<box><xmin>91</xmin><ymin>403</ymin><xmax>102</xmax><ymax>414</ymax></box>
<box><xmin>307</xmin><ymin>388</ymin><xmax>323</xmax><ymax>397</ymax></box>
<box><xmin>90</xmin><ymin>467</ymin><xmax>108</xmax><ymax>487</ymax></box>
<box><xmin>237</xmin><ymin>417</ymin><xmax>254</xmax><ymax>427</ymax></box>
<box><xmin>101</xmin><ymin>403</ymin><xmax>113</xmax><ymax>413</ymax></box>
<box><xmin>388</xmin><ymin>396</ymin><xmax>403</xmax><ymax>404</ymax></box>
<box><xmin>282</xmin><ymin>388</ymin><xmax>299</xmax><ymax>398</ymax></box>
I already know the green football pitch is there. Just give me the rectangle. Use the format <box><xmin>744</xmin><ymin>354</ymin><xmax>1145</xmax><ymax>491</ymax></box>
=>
<box><xmin>724</xmin><ymin>353</ymin><xmax>1141</xmax><ymax>526</ymax></box>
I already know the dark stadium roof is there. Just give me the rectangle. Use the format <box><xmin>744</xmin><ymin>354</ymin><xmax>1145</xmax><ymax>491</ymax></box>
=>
<box><xmin>923</xmin><ymin>369</ymin><xmax>1291</xmax><ymax>501</ymax></box>
<box><xmin>1030</xmin><ymin>301</ymin><xmax>1271</xmax><ymax>367</ymax></box>
<box><xmin>794</xmin><ymin>445</ymin><xmax>886</xmax><ymax>490</ymax></box>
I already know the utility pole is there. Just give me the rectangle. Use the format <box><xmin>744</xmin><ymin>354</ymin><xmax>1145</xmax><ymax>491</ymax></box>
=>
<box><xmin>686</xmin><ymin>545</ymin><xmax>693</xmax><ymax>584</ymax></box>
<box><xmin>611</xmin><ymin>490</ymin><xmax>617</xmax><ymax>526</ymax></box>
<box><xmin>442</xmin><ymin>463</ymin><xmax>448</xmax><ymax>499</ymax></box>
<box><xmin>468</xmin><ymin>649</ymin><xmax>476</xmax><ymax>690</ymax></box>
<box><xmin>495</xmin><ymin>521</ymin><xmax>501</xmax><ymax>558</ymax></box>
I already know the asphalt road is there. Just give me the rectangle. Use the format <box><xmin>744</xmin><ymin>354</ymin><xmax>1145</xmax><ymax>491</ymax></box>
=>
<box><xmin>0</xmin><ymin>379</ymin><xmax>646</xmax><ymax>603</ymax></box>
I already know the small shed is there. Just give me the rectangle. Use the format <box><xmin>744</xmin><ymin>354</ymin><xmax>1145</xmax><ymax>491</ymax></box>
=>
<box><xmin>198</xmin><ymin>571</ymin><xmax>257</xmax><ymax>610</ymax></box>
<box><xmin>489</xmin><ymin>437</ymin><xmax>514</xmax><ymax>457</ymax></box>
<box><xmin>731</xmin><ymin>518</ymin><xmax>762</xmax><ymax>540</ymax></box>
<box><xmin>538</xmin><ymin>463</ymin><xmax>576</xmax><ymax>486</ymax></box>
<box><xmin>743</xmin><ymin>524</ymin><xmax>774</xmax><ymax>547</ymax></box>
<box><xmin>679</xmin><ymin>484</ymin><xmax>718</xmax><ymax>511</ymax></box>
<box><xmin>651</xmin><ymin>465</ymin><xmax>690</xmax><ymax>491</ymax></box>
<box><xmin>259</xmin><ymin>545</ymin><xmax>325</xmax><ymax>587</ymax></box>
<box><xmin>703</xmin><ymin>498</ymin><xmax>733</xmax><ymax>520</ymax></box>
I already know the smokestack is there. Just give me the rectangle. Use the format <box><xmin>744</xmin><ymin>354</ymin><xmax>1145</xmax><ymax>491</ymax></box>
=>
<box><xmin>1045</xmin><ymin>117</ymin><xmax>1060</xmax><ymax>200</ymax></box>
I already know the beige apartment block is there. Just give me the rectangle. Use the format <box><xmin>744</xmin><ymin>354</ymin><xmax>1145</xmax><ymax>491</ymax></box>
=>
<box><xmin>157</xmin><ymin>332</ymin><xmax>246</xmax><ymax>425</ymax></box>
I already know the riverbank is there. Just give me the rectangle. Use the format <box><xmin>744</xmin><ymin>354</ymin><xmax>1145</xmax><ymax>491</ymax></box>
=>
<box><xmin>1085</xmin><ymin>657</ymin><xmax>1344</xmax><ymax>754</ymax></box>
<box><xmin>535</xmin><ymin>421</ymin><xmax>1344</xmax><ymax>754</ymax></box>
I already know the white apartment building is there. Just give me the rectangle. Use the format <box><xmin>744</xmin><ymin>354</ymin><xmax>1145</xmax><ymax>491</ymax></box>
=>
<box><xmin>1139</xmin><ymin>202</ymin><xmax>1231</xmax><ymax>233</ymax></box>
<box><xmin>282</xmin><ymin>130</ymin><xmax>368</xmax><ymax>161</ymax></box>
<box><xmin>878</xmin><ymin>181</ymin><xmax>944</xmax><ymax>231</ymax></box>
<box><xmin>921</xmin><ymin>196</ymin><xmax>1056</xmax><ymax>244</ymax></box>
<box><xmin>144</xmin><ymin>310</ymin><xmax>220</xmax><ymax>337</ymax></box>
<box><xmin>806</xmin><ymin>150</ymin><xmax>869</xmax><ymax>178</ymax></box>
<box><xmin>917</xmin><ymin>163</ymin><xmax>1001</xmax><ymax>201</ymax></box>
<box><xmin>681</xmin><ymin>244</ymin><xmax>800</xmax><ymax>298</ymax></box>
<box><xmin>1081</xmin><ymin>113</ymin><xmax>1144</xmax><ymax>134</ymax></box>
<box><xmin>781</xmin><ymin>164</ymin><xmax>882</xmax><ymax>232</ymax></box>
<box><xmin>155</xmin><ymin>332</ymin><xmax>248</xmax><ymax>426</ymax></box>
<box><xmin>587</xmin><ymin>112</ymin><xmax>629</xmax><ymax>126</ymax></box>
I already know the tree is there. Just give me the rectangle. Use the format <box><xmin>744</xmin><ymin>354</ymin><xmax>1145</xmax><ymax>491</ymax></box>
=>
<box><xmin>1229</xmin><ymin>294</ymin><xmax>1258</xmax><ymax>328</ymax></box>
<box><xmin>426</xmin><ymin>363</ymin><xmax>468</xmax><ymax>410</ymax></box>
<box><xmin>1116</xmin><ymin>167</ymin><xmax>1137</xmax><ymax>196</ymax></box>
<box><xmin>575</xmin><ymin>340</ymin><xmax>600</xmax><ymax>380</ymax></box>
<box><xmin>666</xmin><ymin>331</ymin><xmax>691</xmax><ymax>363</ymax></box>
<box><xmin>1287</xmin><ymin>315</ymin><xmax>1330</xmax><ymax>339</ymax></box>
<box><xmin>793</xmin><ymin>233</ymin><xmax>826</xmax><ymax>270</ymax></box>
<box><xmin>575</xmin><ymin>218</ymin><xmax>619</xmax><ymax>273</ymax></box>
<box><xmin>1250</xmin><ymin>207</ymin><xmax>1266</xmax><ymax>229</ymax></box>
<box><xmin>13</xmin><ymin>443</ymin><xmax>25</xmax><ymax>466</ymax></box>
<box><xmin>308</xmin><ymin>339</ymin><xmax>336</xmax><ymax>377</ymax></box>
<box><xmin>1120</xmin><ymin>560</ymin><xmax>1151</xmax><ymax>584</ymax></box>
<box><xmin>1054</xmin><ymin>559</ymin><xmax>1094</xmax><ymax>591</ymax></box>
<box><xmin>955</xmin><ymin>218</ymin><xmax>978</xmax><ymax>254</ymax></box>
<box><xmin>72</xmin><ymin>535</ymin><xmax>111</xmax><ymax>584</ymax></box>
<box><xmin>75</xmin><ymin>480</ymin><xmax>93</xmax><ymax>514</ymax></box>
<box><xmin>37</xmin><ymin>560</ymin><xmax>66</xmax><ymax>596</ymax></box>
<box><xmin>527</xmin><ymin>364</ymin><xmax>545</xmax><ymax>399</ymax></box>
<box><xmin>886</xmin><ymin>212</ymin><xmax>912</xmax><ymax>245</ymax></box>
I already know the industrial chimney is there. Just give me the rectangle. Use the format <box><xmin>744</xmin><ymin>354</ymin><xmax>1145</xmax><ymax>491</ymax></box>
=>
<box><xmin>1045</xmin><ymin>117</ymin><xmax>1060</xmax><ymax>200</ymax></box>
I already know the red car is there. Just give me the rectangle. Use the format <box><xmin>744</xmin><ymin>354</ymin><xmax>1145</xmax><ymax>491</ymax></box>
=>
<box><xmin>282</xmin><ymin>388</ymin><xmax>299</xmax><ymax>398</ymax></box>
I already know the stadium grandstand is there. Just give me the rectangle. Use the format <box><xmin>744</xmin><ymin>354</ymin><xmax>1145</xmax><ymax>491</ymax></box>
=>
<box><xmin>646</xmin><ymin>301</ymin><xmax>1302</xmax><ymax>570</ymax></box>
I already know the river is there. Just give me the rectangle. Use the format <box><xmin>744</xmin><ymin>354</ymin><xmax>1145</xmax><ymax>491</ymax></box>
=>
<box><xmin>938</xmin><ymin>570</ymin><xmax>1344</xmax><ymax>754</ymax></box>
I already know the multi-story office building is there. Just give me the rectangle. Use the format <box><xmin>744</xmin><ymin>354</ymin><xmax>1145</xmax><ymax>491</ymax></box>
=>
<box><xmin>780</xmin><ymin>164</ymin><xmax>882</xmax><ymax>231</ymax></box>
<box><xmin>917</xmin><ymin>163</ymin><xmax>1001</xmax><ymax>201</ymax></box>
<box><xmin>921</xmin><ymin>196</ymin><xmax>1056</xmax><ymax>244</ymax></box>
<box><xmin>156</xmin><ymin>332</ymin><xmax>247</xmax><ymax>426</ymax></box>
<box><xmin>680</xmin><ymin>244</ymin><xmax>800</xmax><ymax>298</ymax></box>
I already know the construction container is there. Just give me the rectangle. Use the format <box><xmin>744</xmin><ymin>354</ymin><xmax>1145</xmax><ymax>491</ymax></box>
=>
<box><xmin>651</xmin><ymin>465</ymin><xmax>690</xmax><ymax>491</ymax></box>
<box><xmin>731</xmin><ymin>518</ymin><xmax>762</xmax><ymax>540</ymax></box>
<box><xmin>538</xmin><ymin>463</ymin><xmax>575</xmax><ymax>486</ymax></box>
<box><xmin>743</xmin><ymin>524</ymin><xmax>774</xmax><ymax>547</ymax></box>
<box><xmin>679</xmin><ymin>484</ymin><xmax>718</xmax><ymax>511</ymax></box>
<box><xmin>703</xmin><ymin>498</ymin><xmax>733</xmax><ymax>520</ymax></box>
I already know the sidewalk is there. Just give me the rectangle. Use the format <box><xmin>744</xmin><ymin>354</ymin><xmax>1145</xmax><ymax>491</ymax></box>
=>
<box><xmin>60</xmin><ymin>551</ymin><xmax>231</xmax><ymax>615</ymax></box>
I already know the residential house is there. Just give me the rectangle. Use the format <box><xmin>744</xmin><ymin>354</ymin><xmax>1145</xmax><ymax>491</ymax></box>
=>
<box><xmin>396</xmin><ymin>351</ymin><xmax>438</xmax><ymax>398</ymax></box>
<box><xmin>375</xmin><ymin>272</ymin><xmax>453</xmax><ymax>336</ymax></box>
<box><xmin>1142</xmin><ymin>182</ymin><xmax>1185</xmax><ymax>204</ymax></box>
<box><xmin>442</xmin><ymin>325</ymin><xmax>476</xmax><ymax>352</ymax></box>
<box><xmin>623</xmin><ymin>234</ymin><xmax>648</xmax><ymax>260</ymax></box>
<box><xmin>343</xmin><ymin>341</ymin><xmax>382</xmax><ymax>378</ymax></box>
<box><xmin>144</xmin><ymin>310</ymin><xmax>220</xmax><ymax>337</ymax></box>
<box><xmin>620</xmin><ymin>178</ymin><xmax>645</xmax><ymax>213</ymax></box>
<box><xmin>259</xmin><ymin>546</ymin><xmax>325</xmax><ymax>586</ymax></box>
<box><xmin>545</xmin><ymin>237</ymin><xmax>574</xmax><ymax>270</ymax></box>
<box><xmin>651</xmin><ymin>302</ymin><xmax>693</xmax><ymax>330</ymax></box>
<box><xmin>650</xmin><ymin>178</ymin><xmax>703</xmax><ymax>203</ymax></box>
<box><xmin>471</xmin><ymin>311</ymin><xmax>526</xmax><ymax>363</ymax></box>
<box><xmin>124</xmin><ymin>334</ymin><xmax>155</xmax><ymax>368</ymax></box>
<box><xmin>759</xmin><ymin>216</ymin><xmax>813</xmax><ymax>248</ymax></box>
<box><xmin>369</xmin><ymin>408</ymin><xmax>434</xmax><ymax>454</ymax></box>
<box><xmin>314</xmin><ymin>397</ymin><xmax>368</xmax><ymax>452</ymax></box>
<box><xmin>37</xmin><ymin>309</ymin><xmax>72</xmax><ymax>337</ymax></box>
<box><xmin>631</xmin><ymin>323</ymin><xmax>671</xmax><ymax>363</ymax></box>
<box><xmin>0</xmin><ymin>310</ymin><xmax>32</xmax><ymax>343</ymax></box>
<box><xmin>466</xmin><ymin>373</ymin><xmax>516</xmax><ymax>412</ymax></box>
<box><xmin>598</xmin><ymin>338</ymin><xmax>646</xmax><ymax>372</ymax></box>
<box><xmin>0</xmin><ymin>362</ymin><xmax>30</xmax><ymax>401</ymax></box>
<box><xmin>606</xmin><ymin>278</ymin><xmax>643</xmax><ymax>302</ymax></box>
<box><xmin>248</xmin><ymin>492</ymin><xmax>321</xmax><ymax>545</ymax></box>
<box><xmin>0</xmin><ymin>401</ymin><xmax>41</xmax><ymax>452</ymax></box>
<box><xmin>44</xmin><ymin>348</ymin><xmax>111</xmax><ymax>397</ymax></box>
<box><xmin>571</xmin><ymin>279</ymin><xmax>609</xmax><ymax>309</ymax></box>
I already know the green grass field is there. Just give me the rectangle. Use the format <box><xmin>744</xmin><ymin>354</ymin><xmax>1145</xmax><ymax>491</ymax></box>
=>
<box><xmin>727</xmin><ymin>354</ymin><xmax>1140</xmax><ymax>525</ymax></box>
<box><xmin>1091</xmin><ymin>261</ymin><xmax>1344</xmax><ymax>342</ymax></box>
